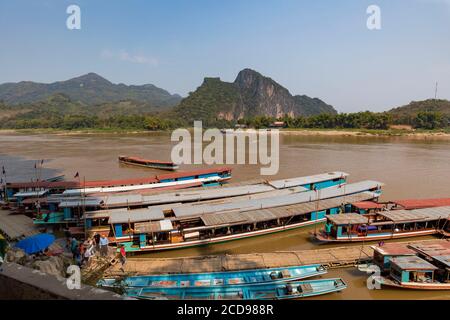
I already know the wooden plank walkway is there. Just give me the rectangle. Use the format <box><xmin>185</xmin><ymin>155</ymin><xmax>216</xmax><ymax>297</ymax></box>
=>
<box><xmin>0</xmin><ymin>209</ymin><xmax>40</xmax><ymax>241</ymax></box>
<box><xmin>104</xmin><ymin>239</ymin><xmax>448</xmax><ymax>277</ymax></box>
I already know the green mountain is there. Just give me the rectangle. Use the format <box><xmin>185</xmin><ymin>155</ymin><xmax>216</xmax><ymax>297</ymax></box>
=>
<box><xmin>0</xmin><ymin>93</ymin><xmax>167</xmax><ymax>124</ymax></box>
<box><xmin>389</xmin><ymin>99</ymin><xmax>450</xmax><ymax>116</ymax></box>
<box><xmin>174</xmin><ymin>69</ymin><xmax>336</xmax><ymax>123</ymax></box>
<box><xmin>0</xmin><ymin>73</ymin><xmax>182</xmax><ymax>107</ymax></box>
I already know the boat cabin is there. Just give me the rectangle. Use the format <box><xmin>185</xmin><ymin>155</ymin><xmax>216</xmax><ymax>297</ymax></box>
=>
<box><xmin>321</xmin><ymin>213</ymin><xmax>370</xmax><ymax>240</ymax></box>
<box><xmin>408</xmin><ymin>242</ymin><xmax>450</xmax><ymax>283</ymax></box>
<box><xmin>389</xmin><ymin>256</ymin><xmax>438</xmax><ymax>284</ymax></box>
<box><xmin>317</xmin><ymin>207</ymin><xmax>450</xmax><ymax>242</ymax></box>
<box><xmin>371</xmin><ymin>243</ymin><xmax>416</xmax><ymax>273</ymax></box>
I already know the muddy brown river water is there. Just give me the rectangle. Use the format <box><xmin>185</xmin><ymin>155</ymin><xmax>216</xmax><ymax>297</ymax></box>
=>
<box><xmin>1</xmin><ymin>132</ymin><xmax>449</xmax><ymax>299</ymax></box>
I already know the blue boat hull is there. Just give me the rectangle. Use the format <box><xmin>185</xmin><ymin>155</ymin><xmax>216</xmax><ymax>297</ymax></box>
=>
<box><xmin>125</xmin><ymin>278</ymin><xmax>347</xmax><ymax>300</ymax></box>
<box><xmin>98</xmin><ymin>264</ymin><xmax>327</xmax><ymax>289</ymax></box>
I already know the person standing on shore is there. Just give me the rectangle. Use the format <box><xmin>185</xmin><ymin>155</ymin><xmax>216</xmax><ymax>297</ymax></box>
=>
<box><xmin>83</xmin><ymin>241</ymin><xmax>94</xmax><ymax>267</ymax></box>
<box><xmin>99</xmin><ymin>234</ymin><xmax>109</xmax><ymax>257</ymax></box>
<box><xmin>93</xmin><ymin>233</ymin><xmax>101</xmax><ymax>252</ymax></box>
<box><xmin>70</xmin><ymin>237</ymin><xmax>78</xmax><ymax>259</ymax></box>
<box><xmin>119</xmin><ymin>245</ymin><xmax>127</xmax><ymax>272</ymax></box>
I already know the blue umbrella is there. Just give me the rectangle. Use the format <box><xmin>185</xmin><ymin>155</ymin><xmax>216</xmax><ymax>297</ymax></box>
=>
<box><xmin>16</xmin><ymin>233</ymin><xmax>55</xmax><ymax>254</ymax></box>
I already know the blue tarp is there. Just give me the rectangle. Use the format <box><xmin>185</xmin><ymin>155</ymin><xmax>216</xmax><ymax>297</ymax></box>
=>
<box><xmin>16</xmin><ymin>233</ymin><xmax>55</xmax><ymax>254</ymax></box>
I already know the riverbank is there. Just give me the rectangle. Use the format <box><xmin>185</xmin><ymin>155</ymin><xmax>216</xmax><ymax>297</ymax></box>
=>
<box><xmin>1</xmin><ymin>127</ymin><xmax>450</xmax><ymax>139</ymax></box>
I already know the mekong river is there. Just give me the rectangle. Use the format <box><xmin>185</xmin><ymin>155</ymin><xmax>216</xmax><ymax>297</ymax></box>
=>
<box><xmin>1</xmin><ymin>132</ymin><xmax>449</xmax><ymax>300</ymax></box>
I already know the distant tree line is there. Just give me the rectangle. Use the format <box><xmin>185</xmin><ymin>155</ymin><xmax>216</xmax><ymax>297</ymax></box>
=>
<box><xmin>0</xmin><ymin>110</ymin><xmax>448</xmax><ymax>131</ymax></box>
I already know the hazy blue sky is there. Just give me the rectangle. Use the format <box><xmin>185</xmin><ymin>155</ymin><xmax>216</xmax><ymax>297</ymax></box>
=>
<box><xmin>0</xmin><ymin>0</ymin><xmax>449</xmax><ymax>112</ymax></box>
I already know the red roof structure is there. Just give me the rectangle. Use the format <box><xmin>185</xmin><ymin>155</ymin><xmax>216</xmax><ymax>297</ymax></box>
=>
<box><xmin>352</xmin><ymin>201</ymin><xmax>385</xmax><ymax>210</ymax></box>
<box><xmin>393</xmin><ymin>198</ymin><xmax>450</xmax><ymax>210</ymax></box>
<box><xmin>371</xmin><ymin>243</ymin><xmax>416</xmax><ymax>256</ymax></box>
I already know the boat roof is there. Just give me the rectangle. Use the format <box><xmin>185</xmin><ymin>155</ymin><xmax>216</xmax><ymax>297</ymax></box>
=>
<box><xmin>172</xmin><ymin>180</ymin><xmax>384</xmax><ymax>218</ymax></box>
<box><xmin>408</xmin><ymin>241</ymin><xmax>450</xmax><ymax>258</ymax></box>
<box><xmin>13</xmin><ymin>190</ymin><xmax>49</xmax><ymax>197</ymax></box>
<box><xmin>326</xmin><ymin>212</ymin><xmax>369</xmax><ymax>225</ymax></box>
<box><xmin>201</xmin><ymin>192</ymin><xmax>375</xmax><ymax>226</ymax></box>
<box><xmin>7</xmin><ymin>167</ymin><xmax>232</xmax><ymax>190</ymax></box>
<box><xmin>391</xmin><ymin>256</ymin><xmax>438</xmax><ymax>271</ymax></box>
<box><xmin>430</xmin><ymin>255</ymin><xmax>450</xmax><ymax>268</ymax></box>
<box><xmin>352</xmin><ymin>201</ymin><xmax>384</xmax><ymax>210</ymax></box>
<box><xmin>371</xmin><ymin>243</ymin><xmax>416</xmax><ymax>256</ymax></box>
<box><xmin>7</xmin><ymin>181</ymin><xmax>79</xmax><ymax>189</ymax></box>
<box><xmin>134</xmin><ymin>219</ymin><xmax>174</xmax><ymax>233</ymax></box>
<box><xmin>378</xmin><ymin>206</ymin><xmax>450</xmax><ymax>223</ymax></box>
<box><xmin>108</xmin><ymin>207</ymin><xmax>165</xmax><ymax>224</ymax></box>
<box><xmin>392</xmin><ymin>198</ymin><xmax>450</xmax><ymax>210</ymax></box>
<box><xmin>85</xmin><ymin>203</ymin><xmax>183</xmax><ymax>220</ymax></box>
<box><xmin>59</xmin><ymin>198</ymin><xmax>104</xmax><ymax>208</ymax></box>
<box><xmin>267</xmin><ymin>171</ymin><xmax>348</xmax><ymax>189</ymax></box>
<box><xmin>97</xmin><ymin>171</ymin><xmax>345</xmax><ymax>206</ymax></box>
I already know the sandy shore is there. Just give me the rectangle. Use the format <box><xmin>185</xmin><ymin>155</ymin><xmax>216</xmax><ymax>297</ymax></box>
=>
<box><xmin>279</xmin><ymin>129</ymin><xmax>450</xmax><ymax>139</ymax></box>
<box><xmin>1</xmin><ymin>128</ymin><xmax>450</xmax><ymax>139</ymax></box>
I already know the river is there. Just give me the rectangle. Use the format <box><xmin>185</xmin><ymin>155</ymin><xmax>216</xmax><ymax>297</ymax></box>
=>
<box><xmin>1</xmin><ymin>132</ymin><xmax>449</xmax><ymax>299</ymax></box>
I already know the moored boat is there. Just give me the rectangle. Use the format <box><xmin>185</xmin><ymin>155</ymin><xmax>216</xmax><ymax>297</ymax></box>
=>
<box><xmin>314</xmin><ymin>206</ymin><xmax>450</xmax><ymax>243</ymax></box>
<box><xmin>376</xmin><ymin>255</ymin><xmax>450</xmax><ymax>290</ymax></box>
<box><xmin>124</xmin><ymin>278</ymin><xmax>347</xmax><ymax>300</ymax></box>
<box><xmin>100</xmin><ymin>183</ymin><xmax>381</xmax><ymax>253</ymax></box>
<box><xmin>118</xmin><ymin>156</ymin><xmax>179</xmax><ymax>171</ymax></box>
<box><xmin>371</xmin><ymin>240</ymin><xmax>450</xmax><ymax>290</ymax></box>
<box><xmin>97</xmin><ymin>264</ymin><xmax>327</xmax><ymax>288</ymax></box>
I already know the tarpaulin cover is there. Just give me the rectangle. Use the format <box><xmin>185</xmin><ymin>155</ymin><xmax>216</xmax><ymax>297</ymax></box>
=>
<box><xmin>16</xmin><ymin>233</ymin><xmax>55</xmax><ymax>254</ymax></box>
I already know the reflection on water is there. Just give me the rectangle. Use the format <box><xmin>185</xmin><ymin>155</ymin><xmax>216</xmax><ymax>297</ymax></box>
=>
<box><xmin>1</xmin><ymin>132</ymin><xmax>450</xmax><ymax>299</ymax></box>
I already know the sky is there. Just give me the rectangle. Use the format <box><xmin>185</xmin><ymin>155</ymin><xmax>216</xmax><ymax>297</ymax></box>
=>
<box><xmin>0</xmin><ymin>0</ymin><xmax>449</xmax><ymax>112</ymax></box>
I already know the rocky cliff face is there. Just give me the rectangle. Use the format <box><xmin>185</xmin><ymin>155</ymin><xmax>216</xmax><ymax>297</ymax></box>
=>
<box><xmin>175</xmin><ymin>68</ymin><xmax>336</xmax><ymax>122</ymax></box>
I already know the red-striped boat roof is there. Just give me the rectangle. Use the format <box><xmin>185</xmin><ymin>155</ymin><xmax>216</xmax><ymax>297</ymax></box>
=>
<box><xmin>83</xmin><ymin>177</ymin><xmax>159</xmax><ymax>188</ymax></box>
<box><xmin>89</xmin><ymin>181</ymin><xmax>203</xmax><ymax>196</ymax></box>
<box><xmin>156</xmin><ymin>166</ymin><xmax>232</xmax><ymax>180</ymax></box>
<box><xmin>393</xmin><ymin>198</ymin><xmax>450</xmax><ymax>210</ymax></box>
<box><xmin>352</xmin><ymin>201</ymin><xmax>385</xmax><ymax>210</ymax></box>
<box><xmin>7</xmin><ymin>181</ymin><xmax>79</xmax><ymax>189</ymax></box>
<box><xmin>7</xmin><ymin>167</ymin><xmax>232</xmax><ymax>189</ymax></box>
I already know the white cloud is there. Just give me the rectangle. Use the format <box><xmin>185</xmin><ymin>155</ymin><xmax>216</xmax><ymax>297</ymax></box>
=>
<box><xmin>100</xmin><ymin>49</ymin><xmax>158</xmax><ymax>66</ymax></box>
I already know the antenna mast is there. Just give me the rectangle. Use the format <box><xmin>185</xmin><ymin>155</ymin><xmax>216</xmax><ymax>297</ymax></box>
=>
<box><xmin>435</xmin><ymin>82</ymin><xmax>438</xmax><ymax>100</ymax></box>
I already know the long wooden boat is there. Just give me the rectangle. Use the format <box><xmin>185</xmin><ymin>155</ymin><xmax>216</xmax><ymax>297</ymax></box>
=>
<box><xmin>124</xmin><ymin>278</ymin><xmax>347</xmax><ymax>300</ymax></box>
<box><xmin>118</xmin><ymin>156</ymin><xmax>179</xmax><ymax>171</ymax></box>
<box><xmin>61</xmin><ymin>167</ymin><xmax>232</xmax><ymax>196</ymax></box>
<box><xmin>6</xmin><ymin>167</ymin><xmax>232</xmax><ymax>200</ymax></box>
<box><xmin>377</xmin><ymin>276</ymin><xmax>450</xmax><ymax>290</ymax></box>
<box><xmin>83</xmin><ymin>180</ymin><xmax>382</xmax><ymax>253</ymax></box>
<box><xmin>314</xmin><ymin>207</ymin><xmax>450</xmax><ymax>243</ymax></box>
<box><xmin>97</xmin><ymin>265</ymin><xmax>327</xmax><ymax>289</ymax></box>
<box><xmin>111</xmin><ymin>190</ymin><xmax>381</xmax><ymax>253</ymax></box>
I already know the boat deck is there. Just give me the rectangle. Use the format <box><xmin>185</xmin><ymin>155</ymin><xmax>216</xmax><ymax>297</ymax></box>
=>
<box><xmin>103</xmin><ymin>239</ymin><xmax>448</xmax><ymax>277</ymax></box>
<box><xmin>0</xmin><ymin>209</ymin><xmax>40</xmax><ymax>241</ymax></box>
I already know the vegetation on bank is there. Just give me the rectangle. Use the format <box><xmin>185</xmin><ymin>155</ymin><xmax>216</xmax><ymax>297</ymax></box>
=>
<box><xmin>0</xmin><ymin>95</ymin><xmax>449</xmax><ymax>132</ymax></box>
<box><xmin>0</xmin><ymin>110</ymin><xmax>449</xmax><ymax>133</ymax></box>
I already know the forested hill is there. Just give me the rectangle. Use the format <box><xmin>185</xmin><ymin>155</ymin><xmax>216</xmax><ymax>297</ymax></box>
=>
<box><xmin>0</xmin><ymin>73</ymin><xmax>182</xmax><ymax>107</ymax></box>
<box><xmin>174</xmin><ymin>69</ymin><xmax>336</xmax><ymax>124</ymax></box>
